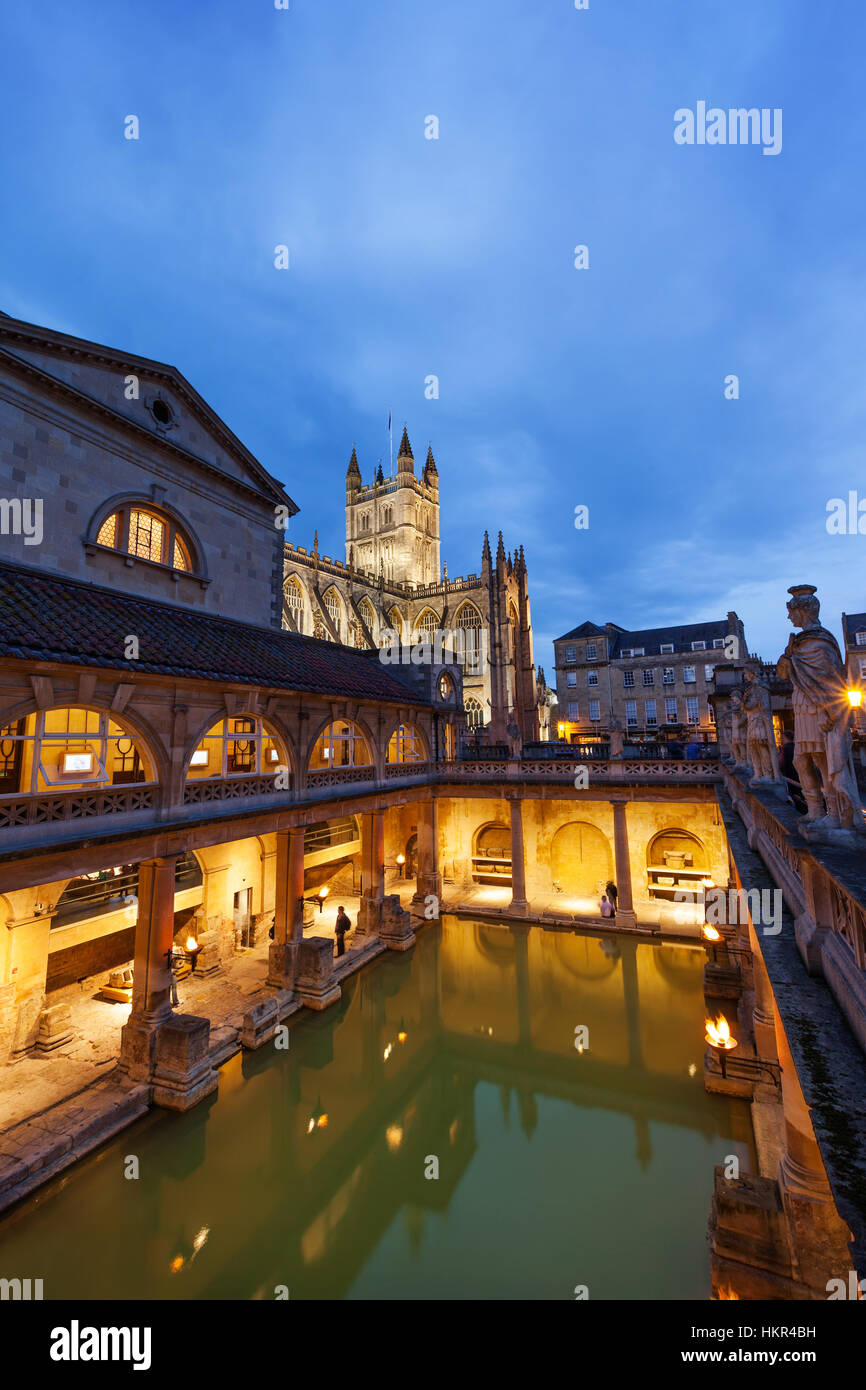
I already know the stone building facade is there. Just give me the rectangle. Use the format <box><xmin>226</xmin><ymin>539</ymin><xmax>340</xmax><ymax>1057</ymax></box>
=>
<box><xmin>553</xmin><ymin>614</ymin><xmax>748</xmax><ymax>740</ymax></box>
<box><xmin>282</xmin><ymin>428</ymin><xmax>540</xmax><ymax>746</ymax></box>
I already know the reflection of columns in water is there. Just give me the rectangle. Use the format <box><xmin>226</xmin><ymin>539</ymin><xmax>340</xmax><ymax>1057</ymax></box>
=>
<box><xmin>619</xmin><ymin>938</ymin><xmax>644</xmax><ymax>1069</ymax></box>
<box><xmin>517</xmin><ymin>1086</ymin><xmax>538</xmax><ymax>1138</ymax></box>
<box><xmin>498</xmin><ymin>1084</ymin><xmax>512</xmax><ymax>1130</ymax></box>
<box><xmin>510</xmin><ymin>925</ymin><xmax>531</xmax><ymax>1048</ymax></box>
<box><xmin>508</xmin><ymin>796</ymin><xmax>528</xmax><ymax>914</ymax></box>
<box><xmin>609</xmin><ymin>799</ymin><xmax>638</xmax><ymax>927</ymax></box>
<box><xmin>633</xmin><ymin>1113</ymin><xmax>652</xmax><ymax>1170</ymax></box>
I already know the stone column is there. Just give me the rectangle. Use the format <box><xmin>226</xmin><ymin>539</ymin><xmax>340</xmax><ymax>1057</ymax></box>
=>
<box><xmin>412</xmin><ymin>797</ymin><xmax>442</xmax><ymax>916</ymax></box>
<box><xmin>357</xmin><ymin>809</ymin><xmax>386</xmax><ymax>935</ymax></box>
<box><xmin>609</xmin><ymin>799</ymin><xmax>638</xmax><ymax>928</ymax></box>
<box><xmin>119</xmin><ymin>856</ymin><xmax>180</xmax><ymax>1080</ymax></box>
<box><xmin>267</xmin><ymin>827</ymin><xmax>305</xmax><ymax>989</ymax></box>
<box><xmin>508</xmin><ymin>796</ymin><xmax>528</xmax><ymax>915</ymax></box>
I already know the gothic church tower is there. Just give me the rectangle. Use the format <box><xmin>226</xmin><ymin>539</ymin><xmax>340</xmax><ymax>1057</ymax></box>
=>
<box><xmin>345</xmin><ymin>427</ymin><xmax>440</xmax><ymax>584</ymax></box>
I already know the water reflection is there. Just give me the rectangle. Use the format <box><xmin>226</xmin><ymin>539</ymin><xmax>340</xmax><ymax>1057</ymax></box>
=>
<box><xmin>0</xmin><ymin>918</ymin><xmax>753</xmax><ymax>1300</ymax></box>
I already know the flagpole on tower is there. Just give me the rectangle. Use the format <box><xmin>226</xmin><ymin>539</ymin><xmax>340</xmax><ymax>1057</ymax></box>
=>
<box><xmin>388</xmin><ymin>410</ymin><xmax>393</xmax><ymax>476</ymax></box>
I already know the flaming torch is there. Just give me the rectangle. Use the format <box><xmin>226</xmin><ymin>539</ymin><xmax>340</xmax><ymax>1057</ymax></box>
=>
<box><xmin>705</xmin><ymin>1013</ymin><xmax>738</xmax><ymax>1079</ymax></box>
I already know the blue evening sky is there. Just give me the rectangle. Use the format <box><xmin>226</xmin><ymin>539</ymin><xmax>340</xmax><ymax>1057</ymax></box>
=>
<box><xmin>2</xmin><ymin>1</ymin><xmax>865</xmax><ymax>673</ymax></box>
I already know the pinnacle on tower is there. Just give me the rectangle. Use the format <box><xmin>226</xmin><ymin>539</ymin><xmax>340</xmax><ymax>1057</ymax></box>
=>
<box><xmin>398</xmin><ymin>426</ymin><xmax>413</xmax><ymax>459</ymax></box>
<box><xmin>376</xmin><ymin>463</ymin><xmax>384</xmax><ymax>485</ymax></box>
<box><xmin>424</xmin><ymin>444</ymin><xmax>438</xmax><ymax>477</ymax></box>
<box><xmin>482</xmin><ymin>531</ymin><xmax>492</xmax><ymax>568</ymax></box>
<box><xmin>346</xmin><ymin>446</ymin><xmax>361</xmax><ymax>479</ymax></box>
<box><xmin>496</xmin><ymin>530</ymin><xmax>506</xmax><ymax>565</ymax></box>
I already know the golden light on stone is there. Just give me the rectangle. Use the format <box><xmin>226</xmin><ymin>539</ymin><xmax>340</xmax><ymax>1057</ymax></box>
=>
<box><xmin>169</xmin><ymin>1255</ymin><xmax>185</xmax><ymax>1274</ymax></box>
<box><xmin>386</xmin><ymin>1125</ymin><xmax>403</xmax><ymax>1151</ymax></box>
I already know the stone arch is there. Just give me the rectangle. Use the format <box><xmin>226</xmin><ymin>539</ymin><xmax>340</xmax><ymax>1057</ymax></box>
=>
<box><xmin>549</xmin><ymin>820</ymin><xmax>613</xmax><ymax>897</ymax></box>
<box><xmin>306</xmin><ymin>713</ymin><xmax>378</xmax><ymax>773</ymax></box>
<box><xmin>0</xmin><ymin>699</ymin><xmax>167</xmax><ymax>795</ymax></box>
<box><xmin>184</xmin><ymin>713</ymin><xmax>293</xmax><ymax>782</ymax></box>
<box><xmin>472</xmin><ymin>821</ymin><xmax>512</xmax><ymax>884</ymax></box>
<box><xmin>384</xmin><ymin>722</ymin><xmax>429</xmax><ymax>764</ymax></box>
<box><xmin>85</xmin><ymin>493</ymin><xmax>207</xmax><ymax>579</ymax></box>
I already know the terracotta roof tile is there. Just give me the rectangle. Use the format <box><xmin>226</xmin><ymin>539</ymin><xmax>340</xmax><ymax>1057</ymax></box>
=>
<box><xmin>0</xmin><ymin>563</ymin><xmax>429</xmax><ymax>705</ymax></box>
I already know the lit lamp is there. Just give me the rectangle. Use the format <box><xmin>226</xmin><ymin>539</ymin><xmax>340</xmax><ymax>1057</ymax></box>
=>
<box><xmin>702</xmin><ymin>922</ymin><xmax>722</xmax><ymax>963</ymax></box>
<box><xmin>166</xmin><ymin>934</ymin><xmax>202</xmax><ymax>972</ymax></box>
<box><xmin>317</xmin><ymin>885</ymin><xmax>329</xmax><ymax>914</ymax></box>
<box><xmin>396</xmin><ymin>853</ymin><xmax>405</xmax><ymax>878</ymax></box>
<box><xmin>705</xmin><ymin>1013</ymin><xmax>737</xmax><ymax>1079</ymax></box>
<box><xmin>847</xmin><ymin>688</ymin><xmax>862</xmax><ymax>710</ymax></box>
<box><xmin>397</xmin><ymin>1017</ymin><xmax>407</xmax><ymax>1044</ymax></box>
<box><xmin>307</xmin><ymin>1096</ymin><xmax>328</xmax><ymax>1133</ymax></box>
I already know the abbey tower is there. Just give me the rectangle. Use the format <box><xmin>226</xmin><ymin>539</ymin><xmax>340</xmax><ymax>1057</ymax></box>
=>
<box><xmin>345</xmin><ymin>427</ymin><xmax>441</xmax><ymax>585</ymax></box>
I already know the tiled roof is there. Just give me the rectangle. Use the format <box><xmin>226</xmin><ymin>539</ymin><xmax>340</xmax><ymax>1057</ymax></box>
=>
<box><xmin>555</xmin><ymin>621</ymin><xmax>608</xmax><ymax>641</ymax></box>
<box><xmin>0</xmin><ymin>563</ymin><xmax>430</xmax><ymax>704</ymax></box>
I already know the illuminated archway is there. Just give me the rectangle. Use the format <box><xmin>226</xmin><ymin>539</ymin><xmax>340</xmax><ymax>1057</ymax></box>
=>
<box><xmin>386</xmin><ymin>724</ymin><xmax>428</xmax><ymax>763</ymax></box>
<box><xmin>0</xmin><ymin>706</ymin><xmax>157</xmax><ymax>794</ymax></box>
<box><xmin>550</xmin><ymin>821</ymin><xmax>613</xmax><ymax>896</ymax></box>
<box><xmin>309</xmin><ymin>719</ymin><xmax>373</xmax><ymax>770</ymax></box>
<box><xmin>186</xmin><ymin>716</ymin><xmax>289</xmax><ymax>781</ymax></box>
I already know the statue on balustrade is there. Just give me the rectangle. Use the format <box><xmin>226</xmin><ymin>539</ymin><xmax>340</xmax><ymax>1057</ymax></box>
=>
<box><xmin>741</xmin><ymin>668</ymin><xmax>784</xmax><ymax>790</ymax></box>
<box><xmin>777</xmin><ymin>584</ymin><xmax>866</xmax><ymax>840</ymax></box>
<box><xmin>728</xmin><ymin>690</ymin><xmax>750</xmax><ymax>768</ymax></box>
<box><xmin>608</xmin><ymin>715</ymin><xmax>624</xmax><ymax>760</ymax></box>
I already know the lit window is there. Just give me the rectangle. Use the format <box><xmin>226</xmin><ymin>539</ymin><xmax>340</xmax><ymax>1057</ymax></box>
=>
<box><xmin>387</xmin><ymin>724</ymin><xmax>426</xmax><ymax>763</ymax></box>
<box><xmin>465</xmin><ymin>697</ymin><xmax>484</xmax><ymax>729</ymax></box>
<box><xmin>94</xmin><ymin>504</ymin><xmax>192</xmax><ymax>572</ymax></box>
<box><xmin>464</xmin><ymin>697</ymin><xmax>484</xmax><ymax>729</ymax></box>
<box><xmin>310</xmin><ymin>720</ymin><xmax>372</xmax><ymax>770</ymax></box>
<box><xmin>187</xmin><ymin>717</ymin><xmax>288</xmax><ymax>781</ymax></box>
<box><xmin>438</xmin><ymin>672</ymin><xmax>454</xmax><ymax>701</ymax></box>
<box><xmin>0</xmin><ymin>707</ymin><xmax>153</xmax><ymax>794</ymax></box>
<box><xmin>284</xmin><ymin>578</ymin><xmax>304</xmax><ymax>633</ymax></box>
<box><xmin>686</xmin><ymin>697</ymin><xmax>700</xmax><ymax>725</ymax></box>
<box><xmin>456</xmin><ymin>605</ymin><xmax>482</xmax><ymax>665</ymax></box>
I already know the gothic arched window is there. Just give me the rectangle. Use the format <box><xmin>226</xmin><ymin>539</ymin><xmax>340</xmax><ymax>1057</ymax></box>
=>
<box><xmin>284</xmin><ymin>577</ymin><xmax>305</xmax><ymax>633</ymax></box>
<box><xmin>464</xmin><ymin>697</ymin><xmax>484</xmax><ymax>729</ymax></box>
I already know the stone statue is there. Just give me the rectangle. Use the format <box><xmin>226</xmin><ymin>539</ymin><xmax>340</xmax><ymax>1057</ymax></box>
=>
<box><xmin>729</xmin><ymin>690</ymin><xmax>750</xmax><ymax>768</ymax></box>
<box><xmin>776</xmin><ymin>584</ymin><xmax>865</xmax><ymax>838</ymax></box>
<box><xmin>741</xmin><ymin>668</ymin><xmax>783</xmax><ymax>788</ymax></box>
<box><xmin>608</xmin><ymin>715</ymin><xmax>624</xmax><ymax>759</ymax></box>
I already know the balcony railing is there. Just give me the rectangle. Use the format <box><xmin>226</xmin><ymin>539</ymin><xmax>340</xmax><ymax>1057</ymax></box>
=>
<box><xmin>0</xmin><ymin>783</ymin><xmax>157</xmax><ymax>830</ymax></box>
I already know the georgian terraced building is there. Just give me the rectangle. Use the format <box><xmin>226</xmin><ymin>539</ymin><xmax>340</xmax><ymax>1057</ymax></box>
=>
<box><xmin>282</xmin><ymin>428</ymin><xmax>540</xmax><ymax>747</ymax></box>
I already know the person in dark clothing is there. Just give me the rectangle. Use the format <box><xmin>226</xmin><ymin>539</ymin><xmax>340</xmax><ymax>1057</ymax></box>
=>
<box><xmin>605</xmin><ymin>879</ymin><xmax>618</xmax><ymax>916</ymax></box>
<box><xmin>779</xmin><ymin>730</ymin><xmax>807</xmax><ymax>813</ymax></box>
<box><xmin>334</xmin><ymin>906</ymin><xmax>351</xmax><ymax>958</ymax></box>
<box><xmin>667</xmin><ymin>738</ymin><xmax>684</xmax><ymax>760</ymax></box>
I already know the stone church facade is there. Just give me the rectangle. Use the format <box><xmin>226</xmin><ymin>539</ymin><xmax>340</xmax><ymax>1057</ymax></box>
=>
<box><xmin>282</xmin><ymin>427</ymin><xmax>540</xmax><ymax>745</ymax></box>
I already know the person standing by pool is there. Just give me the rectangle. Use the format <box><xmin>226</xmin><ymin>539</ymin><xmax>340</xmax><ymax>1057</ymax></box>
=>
<box><xmin>605</xmin><ymin>879</ymin><xmax>618</xmax><ymax>916</ymax></box>
<box><xmin>599</xmin><ymin>894</ymin><xmax>613</xmax><ymax>919</ymax></box>
<box><xmin>334</xmin><ymin>905</ymin><xmax>352</xmax><ymax>957</ymax></box>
